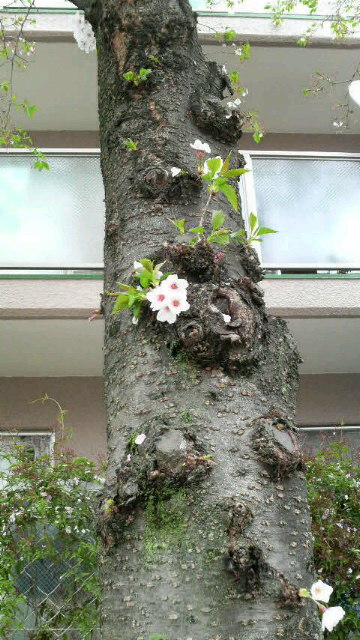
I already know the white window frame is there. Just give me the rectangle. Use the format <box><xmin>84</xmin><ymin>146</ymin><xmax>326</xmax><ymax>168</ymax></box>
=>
<box><xmin>0</xmin><ymin>431</ymin><xmax>55</xmax><ymax>457</ymax></box>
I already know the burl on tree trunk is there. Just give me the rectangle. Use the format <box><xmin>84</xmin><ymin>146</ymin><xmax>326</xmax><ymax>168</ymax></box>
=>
<box><xmin>79</xmin><ymin>0</ymin><xmax>323</xmax><ymax>638</ymax></box>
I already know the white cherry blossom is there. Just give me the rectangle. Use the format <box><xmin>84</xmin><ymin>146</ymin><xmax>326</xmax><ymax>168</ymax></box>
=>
<box><xmin>147</xmin><ymin>274</ymin><xmax>190</xmax><ymax>323</ymax></box>
<box><xmin>135</xmin><ymin>434</ymin><xmax>146</xmax><ymax>445</ymax></box>
<box><xmin>322</xmin><ymin>606</ymin><xmax>345</xmax><ymax>632</ymax></box>
<box><xmin>310</xmin><ymin>580</ymin><xmax>333</xmax><ymax>603</ymax></box>
<box><xmin>171</xmin><ymin>167</ymin><xmax>181</xmax><ymax>177</ymax></box>
<box><xmin>156</xmin><ymin>305</ymin><xmax>177</xmax><ymax>324</ymax></box>
<box><xmin>190</xmin><ymin>139</ymin><xmax>211</xmax><ymax>154</ymax></box>
<box><xmin>227</xmin><ymin>98</ymin><xmax>242</xmax><ymax>110</ymax></box>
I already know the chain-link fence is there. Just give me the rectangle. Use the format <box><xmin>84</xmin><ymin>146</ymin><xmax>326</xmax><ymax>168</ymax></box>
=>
<box><xmin>0</xmin><ymin>441</ymin><xmax>102</xmax><ymax>640</ymax></box>
<box><xmin>4</xmin><ymin>554</ymin><xmax>100</xmax><ymax>640</ymax></box>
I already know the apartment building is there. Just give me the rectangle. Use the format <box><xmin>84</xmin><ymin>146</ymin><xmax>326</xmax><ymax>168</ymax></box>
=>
<box><xmin>0</xmin><ymin>0</ymin><xmax>359</xmax><ymax>462</ymax></box>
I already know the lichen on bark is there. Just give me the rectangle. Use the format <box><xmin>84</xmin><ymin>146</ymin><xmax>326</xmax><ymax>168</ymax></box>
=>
<box><xmin>73</xmin><ymin>0</ymin><xmax>323</xmax><ymax>638</ymax></box>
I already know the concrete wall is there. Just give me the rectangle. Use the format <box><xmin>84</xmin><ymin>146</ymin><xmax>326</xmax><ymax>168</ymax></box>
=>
<box><xmin>0</xmin><ymin>377</ymin><xmax>106</xmax><ymax>462</ymax></box>
<box><xmin>297</xmin><ymin>373</ymin><xmax>360</xmax><ymax>426</ymax></box>
<box><xmin>28</xmin><ymin>130</ymin><xmax>360</xmax><ymax>153</ymax></box>
<box><xmin>1</xmin><ymin>374</ymin><xmax>359</xmax><ymax>461</ymax></box>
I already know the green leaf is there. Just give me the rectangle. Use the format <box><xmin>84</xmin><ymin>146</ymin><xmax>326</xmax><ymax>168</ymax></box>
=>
<box><xmin>123</xmin><ymin>71</ymin><xmax>135</xmax><ymax>82</ymax></box>
<box><xmin>223</xmin><ymin>168</ymin><xmax>249</xmax><ymax>178</ymax></box>
<box><xmin>253</xmin><ymin>131</ymin><xmax>263</xmax><ymax>144</ymax></box>
<box><xmin>139</xmin><ymin>68</ymin><xmax>152</xmax><ymax>79</ymax></box>
<box><xmin>138</xmin><ymin>259</ymin><xmax>154</xmax><ymax>272</ymax></box>
<box><xmin>189</xmin><ymin>237</ymin><xmax>197</xmax><ymax>246</ymax></box>
<box><xmin>231</xmin><ymin>229</ymin><xmax>246</xmax><ymax>242</ymax></box>
<box><xmin>170</xmin><ymin>219</ymin><xmax>186</xmax><ymax>234</ymax></box>
<box><xmin>219</xmin><ymin>183</ymin><xmax>238</xmax><ymax>211</ymax></box>
<box><xmin>257</xmin><ymin>226</ymin><xmax>277</xmax><ymax>235</ymax></box>
<box><xmin>188</xmin><ymin>226</ymin><xmax>204</xmax><ymax>234</ymax></box>
<box><xmin>221</xmin><ymin>153</ymin><xmax>231</xmax><ymax>175</ymax></box>
<box><xmin>208</xmin><ymin>232</ymin><xmax>230</xmax><ymax>245</ymax></box>
<box><xmin>201</xmin><ymin>172</ymin><xmax>213</xmax><ymax>183</ymax></box>
<box><xmin>112</xmin><ymin>293</ymin><xmax>130</xmax><ymax>314</ymax></box>
<box><xmin>204</xmin><ymin>156</ymin><xmax>223</xmax><ymax>178</ymax></box>
<box><xmin>139</xmin><ymin>273</ymin><xmax>152</xmax><ymax>288</ymax></box>
<box><xmin>25</xmin><ymin>103</ymin><xmax>38</xmax><ymax>118</ymax></box>
<box><xmin>33</xmin><ymin>160</ymin><xmax>49</xmax><ymax>171</ymax></box>
<box><xmin>212</xmin><ymin>210</ymin><xmax>225</xmax><ymax>231</ymax></box>
<box><xmin>118</xmin><ymin>283</ymin><xmax>134</xmax><ymax>291</ymax></box>
<box><xmin>124</xmin><ymin>138</ymin><xmax>137</xmax><ymax>150</ymax></box>
<box><xmin>249</xmin><ymin>212</ymin><xmax>258</xmax><ymax>232</ymax></box>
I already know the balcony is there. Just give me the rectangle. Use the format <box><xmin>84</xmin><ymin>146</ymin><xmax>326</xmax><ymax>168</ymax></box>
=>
<box><xmin>0</xmin><ymin>150</ymin><xmax>359</xmax><ymax>381</ymax></box>
<box><xmin>1</xmin><ymin>149</ymin><xmax>360</xmax><ymax>273</ymax></box>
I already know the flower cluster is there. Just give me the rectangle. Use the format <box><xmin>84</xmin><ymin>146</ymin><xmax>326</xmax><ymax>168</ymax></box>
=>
<box><xmin>147</xmin><ymin>274</ymin><xmax>189</xmax><ymax>324</ymax></box>
<box><xmin>73</xmin><ymin>12</ymin><xmax>96</xmax><ymax>54</ymax></box>
<box><xmin>299</xmin><ymin>580</ymin><xmax>345</xmax><ymax>633</ymax></box>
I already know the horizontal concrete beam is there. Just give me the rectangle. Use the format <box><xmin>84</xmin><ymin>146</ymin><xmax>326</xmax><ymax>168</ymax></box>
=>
<box><xmin>0</xmin><ymin>278</ymin><xmax>102</xmax><ymax>319</ymax></box>
<box><xmin>1</xmin><ymin>10</ymin><xmax>359</xmax><ymax>47</ymax></box>
<box><xmin>1</xmin><ymin>276</ymin><xmax>360</xmax><ymax>319</ymax></box>
<box><xmin>262</xmin><ymin>278</ymin><xmax>360</xmax><ymax>318</ymax></box>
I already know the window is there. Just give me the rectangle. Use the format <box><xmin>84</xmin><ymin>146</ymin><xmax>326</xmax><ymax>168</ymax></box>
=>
<box><xmin>240</xmin><ymin>152</ymin><xmax>360</xmax><ymax>270</ymax></box>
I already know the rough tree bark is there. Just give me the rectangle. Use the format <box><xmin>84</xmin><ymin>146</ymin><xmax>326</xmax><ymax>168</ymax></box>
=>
<box><xmin>76</xmin><ymin>1</ymin><xmax>323</xmax><ymax>638</ymax></box>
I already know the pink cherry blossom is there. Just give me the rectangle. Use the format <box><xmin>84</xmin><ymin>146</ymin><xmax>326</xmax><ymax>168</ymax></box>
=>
<box><xmin>162</xmin><ymin>274</ymin><xmax>188</xmax><ymax>292</ymax></box>
<box><xmin>168</xmin><ymin>295</ymin><xmax>190</xmax><ymax>314</ymax></box>
<box><xmin>146</xmin><ymin>288</ymin><xmax>168</xmax><ymax>311</ymax></box>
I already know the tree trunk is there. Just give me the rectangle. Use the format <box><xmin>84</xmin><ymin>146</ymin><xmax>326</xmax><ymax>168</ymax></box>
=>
<box><xmin>81</xmin><ymin>1</ymin><xmax>323</xmax><ymax>638</ymax></box>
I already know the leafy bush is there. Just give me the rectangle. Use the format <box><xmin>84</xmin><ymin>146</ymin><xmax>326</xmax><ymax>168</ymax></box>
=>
<box><xmin>306</xmin><ymin>442</ymin><xmax>360</xmax><ymax>638</ymax></box>
<box><xmin>0</xmin><ymin>444</ymin><xmax>102</xmax><ymax>638</ymax></box>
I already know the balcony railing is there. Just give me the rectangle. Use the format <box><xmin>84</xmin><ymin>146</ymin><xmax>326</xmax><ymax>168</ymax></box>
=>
<box><xmin>1</xmin><ymin>149</ymin><xmax>359</xmax><ymax>273</ymax></box>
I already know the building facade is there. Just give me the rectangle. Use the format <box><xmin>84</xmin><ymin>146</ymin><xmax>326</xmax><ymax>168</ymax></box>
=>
<box><xmin>0</xmin><ymin>0</ymin><xmax>360</xmax><ymax>461</ymax></box>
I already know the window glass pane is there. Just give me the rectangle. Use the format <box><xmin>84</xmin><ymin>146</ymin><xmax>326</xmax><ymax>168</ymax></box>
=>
<box><xmin>0</xmin><ymin>155</ymin><xmax>104</xmax><ymax>268</ymax></box>
<box><xmin>0</xmin><ymin>434</ymin><xmax>52</xmax><ymax>488</ymax></box>
<box><xmin>252</xmin><ymin>157</ymin><xmax>360</xmax><ymax>265</ymax></box>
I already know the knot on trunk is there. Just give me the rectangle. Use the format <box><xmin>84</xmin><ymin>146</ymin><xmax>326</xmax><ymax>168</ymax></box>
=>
<box><xmin>138</xmin><ymin>166</ymin><xmax>201</xmax><ymax>202</ymax></box>
<box><xmin>139</xmin><ymin>165</ymin><xmax>169</xmax><ymax>196</ymax></box>
<box><xmin>251</xmin><ymin>418</ymin><xmax>304</xmax><ymax>478</ymax></box>
<box><xmin>99</xmin><ymin>426</ymin><xmax>213</xmax><ymax>549</ymax></box>
<box><xmin>226</xmin><ymin>544</ymin><xmax>266</xmax><ymax>594</ymax></box>
<box><xmin>175</xmin><ymin>283</ymin><xmax>264</xmax><ymax>368</ymax></box>
<box><xmin>236</xmin><ymin>243</ymin><xmax>264</xmax><ymax>282</ymax></box>
<box><xmin>165</xmin><ymin>242</ymin><xmax>217</xmax><ymax>281</ymax></box>
<box><xmin>115</xmin><ymin>427</ymin><xmax>213</xmax><ymax>509</ymax></box>
<box><xmin>190</xmin><ymin>92</ymin><xmax>243</xmax><ymax>143</ymax></box>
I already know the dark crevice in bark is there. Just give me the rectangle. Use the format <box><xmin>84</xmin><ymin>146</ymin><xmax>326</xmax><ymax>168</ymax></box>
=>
<box><xmin>93</xmin><ymin>0</ymin><xmax>323</xmax><ymax>638</ymax></box>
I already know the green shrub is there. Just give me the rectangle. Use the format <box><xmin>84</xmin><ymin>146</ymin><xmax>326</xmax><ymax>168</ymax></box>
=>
<box><xmin>0</xmin><ymin>444</ymin><xmax>102</xmax><ymax>638</ymax></box>
<box><xmin>306</xmin><ymin>442</ymin><xmax>360</xmax><ymax>638</ymax></box>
